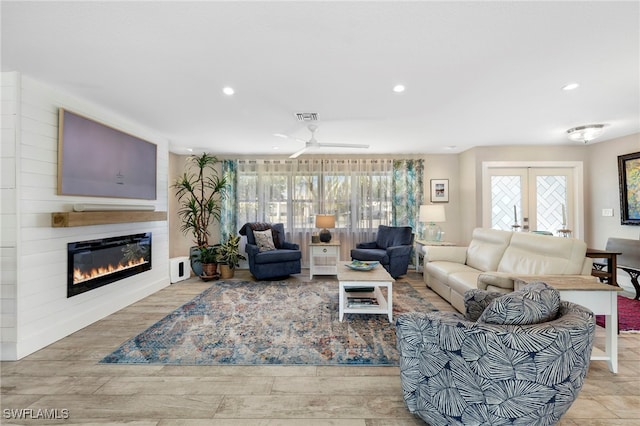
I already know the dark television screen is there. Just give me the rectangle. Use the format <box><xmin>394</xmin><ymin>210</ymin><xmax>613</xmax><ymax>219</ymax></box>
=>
<box><xmin>57</xmin><ymin>108</ymin><xmax>157</xmax><ymax>200</ymax></box>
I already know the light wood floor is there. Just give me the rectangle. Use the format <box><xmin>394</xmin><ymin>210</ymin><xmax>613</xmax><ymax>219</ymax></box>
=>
<box><xmin>1</xmin><ymin>270</ymin><xmax>639</xmax><ymax>425</ymax></box>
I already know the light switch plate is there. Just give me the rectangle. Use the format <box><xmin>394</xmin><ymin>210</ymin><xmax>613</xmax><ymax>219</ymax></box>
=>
<box><xmin>602</xmin><ymin>208</ymin><xmax>614</xmax><ymax>217</ymax></box>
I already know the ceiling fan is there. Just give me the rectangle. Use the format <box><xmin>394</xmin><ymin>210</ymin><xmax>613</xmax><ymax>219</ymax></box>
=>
<box><xmin>282</xmin><ymin>124</ymin><xmax>370</xmax><ymax>158</ymax></box>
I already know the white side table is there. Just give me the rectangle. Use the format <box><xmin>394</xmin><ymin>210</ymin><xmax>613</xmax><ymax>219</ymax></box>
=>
<box><xmin>414</xmin><ymin>239</ymin><xmax>455</xmax><ymax>271</ymax></box>
<box><xmin>310</xmin><ymin>241</ymin><xmax>340</xmax><ymax>279</ymax></box>
<box><xmin>513</xmin><ymin>275</ymin><xmax>621</xmax><ymax>374</ymax></box>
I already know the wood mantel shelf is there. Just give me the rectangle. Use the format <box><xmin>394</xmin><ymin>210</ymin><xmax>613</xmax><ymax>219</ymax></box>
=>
<box><xmin>51</xmin><ymin>211</ymin><xmax>167</xmax><ymax>227</ymax></box>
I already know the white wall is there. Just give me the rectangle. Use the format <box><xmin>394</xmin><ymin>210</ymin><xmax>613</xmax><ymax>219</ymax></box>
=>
<box><xmin>424</xmin><ymin>154</ymin><xmax>461</xmax><ymax>244</ymax></box>
<box><xmin>457</xmin><ymin>144</ymin><xmax>591</xmax><ymax>245</ymax></box>
<box><xmin>585</xmin><ymin>133</ymin><xmax>640</xmax><ymax>247</ymax></box>
<box><xmin>0</xmin><ymin>73</ymin><xmax>170</xmax><ymax>360</ymax></box>
<box><xmin>1</xmin><ymin>72</ymin><xmax>19</xmax><ymax>359</ymax></box>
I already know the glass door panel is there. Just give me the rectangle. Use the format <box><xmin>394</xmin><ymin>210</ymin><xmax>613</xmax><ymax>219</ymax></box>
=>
<box><xmin>484</xmin><ymin>167</ymin><xmax>574</xmax><ymax>236</ymax></box>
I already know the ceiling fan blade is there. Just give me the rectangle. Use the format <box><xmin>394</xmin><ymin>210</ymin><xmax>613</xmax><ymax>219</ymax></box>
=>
<box><xmin>289</xmin><ymin>146</ymin><xmax>309</xmax><ymax>159</ymax></box>
<box><xmin>317</xmin><ymin>142</ymin><xmax>370</xmax><ymax>149</ymax></box>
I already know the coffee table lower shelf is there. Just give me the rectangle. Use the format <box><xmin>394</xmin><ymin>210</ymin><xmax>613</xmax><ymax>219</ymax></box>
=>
<box><xmin>339</xmin><ymin>282</ymin><xmax>393</xmax><ymax>323</ymax></box>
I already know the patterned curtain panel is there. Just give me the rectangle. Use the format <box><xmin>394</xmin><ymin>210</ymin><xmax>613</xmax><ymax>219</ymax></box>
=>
<box><xmin>220</xmin><ymin>159</ymin><xmax>238</xmax><ymax>242</ymax></box>
<box><xmin>392</xmin><ymin>159</ymin><xmax>424</xmax><ymax>228</ymax></box>
<box><xmin>225</xmin><ymin>158</ymin><xmax>422</xmax><ymax>266</ymax></box>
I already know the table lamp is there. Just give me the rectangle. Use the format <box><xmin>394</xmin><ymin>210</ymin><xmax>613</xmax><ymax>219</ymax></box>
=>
<box><xmin>315</xmin><ymin>214</ymin><xmax>335</xmax><ymax>243</ymax></box>
<box><xmin>419</xmin><ymin>205</ymin><xmax>446</xmax><ymax>241</ymax></box>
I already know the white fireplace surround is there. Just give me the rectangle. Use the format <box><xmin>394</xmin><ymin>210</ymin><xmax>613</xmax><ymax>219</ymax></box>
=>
<box><xmin>0</xmin><ymin>72</ymin><xmax>170</xmax><ymax>360</ymax></box>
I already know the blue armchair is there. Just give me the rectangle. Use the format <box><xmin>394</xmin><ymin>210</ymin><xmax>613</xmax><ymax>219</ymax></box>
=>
<box><xmin>350</xmin><ymin>225</ymin><xmax>414</xmax><ymax>278</ymax></box>
<box><xmin>239</xmin><ymin>223</ymin><xmax>302</xmax><ymax>280</ymax></box>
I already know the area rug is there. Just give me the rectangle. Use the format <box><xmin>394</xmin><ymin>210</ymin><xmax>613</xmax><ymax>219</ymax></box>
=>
<box><xmin>596</xmin><ymin>295</ymin><xmax>640</xmax><ymax>332</ymax></box>
<box><xmin>100</xmin><ymin>280</ymin><xmax>438</xmax><ymax>365</ymax></box>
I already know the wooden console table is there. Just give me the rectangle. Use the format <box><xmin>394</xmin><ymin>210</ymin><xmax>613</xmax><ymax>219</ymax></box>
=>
<box><xmin>513</xmin><ymin>275</ymin><xmax>621</xmax><ymax>374</ymax></box>
<box><xmin>586</xmin><ymin>248</ymin><xmax>621</xmax><ymax>286</ymax></box>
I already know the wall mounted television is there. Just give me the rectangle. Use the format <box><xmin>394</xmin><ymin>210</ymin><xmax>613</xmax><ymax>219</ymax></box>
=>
<box><xmin>57</xmin><ymin>108</ymin><xmax>157</xmax><ymax>200</ymax></box>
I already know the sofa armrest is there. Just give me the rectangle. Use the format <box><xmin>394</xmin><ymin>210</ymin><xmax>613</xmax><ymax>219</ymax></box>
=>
<box><xmin>477</xmin><ymin>272</ymin><xmax>515</xmax><ymax>291</ymax></box>
<box><xmin>581</xmin><ymin>257</ymin><xmax>594</xmax><ymax>275</ymax></box>
<box><xmin>423</xmin><ymin>246</ymin><xmax>467</xmax><ymax>264</ymax></box>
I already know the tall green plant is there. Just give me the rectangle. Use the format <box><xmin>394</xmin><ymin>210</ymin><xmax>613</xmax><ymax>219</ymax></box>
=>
<box><xmin>173</xmin><ymin>153</ymin><xmax>228</xmax><ymax>247</ymax></box>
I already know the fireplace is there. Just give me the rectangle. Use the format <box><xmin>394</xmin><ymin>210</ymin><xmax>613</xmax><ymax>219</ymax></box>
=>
<box><xmin>67</xmin><ymin>233</ymin><xmax>152</xmax><ymax>298</ymax></box>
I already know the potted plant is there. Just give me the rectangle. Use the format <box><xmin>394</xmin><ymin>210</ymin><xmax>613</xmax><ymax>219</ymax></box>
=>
<box><xmin>193</xmin><ymin>245</ymin><xmax>219</xmax><ymax>278</ymax></box>
<box><xmin>216</xmin><ymin>235</ymin><xmax>246</xmax><ymax>279</ymax></box>
<box><xmin>172</xmin><ymin>152</ymin><xmax>228</xmax><ymax>276</ymax></box>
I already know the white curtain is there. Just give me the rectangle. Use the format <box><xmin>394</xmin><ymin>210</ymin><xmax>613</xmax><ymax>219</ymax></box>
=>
<box><xmin>234</xmin><ymin>159</ymin><xmax>405</xmax><ymax>266</ymax></box>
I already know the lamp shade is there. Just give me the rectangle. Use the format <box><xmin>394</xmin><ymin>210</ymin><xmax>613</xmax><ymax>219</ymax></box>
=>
<box><xmin>315</xmin><ymin>214</ymin><xmax>335</xmax><ymax>229</ymax></box>
<box><xmin>419</xmin><ymin>205</ymin><xmax>446</xmax><ymax>223</ymax></box>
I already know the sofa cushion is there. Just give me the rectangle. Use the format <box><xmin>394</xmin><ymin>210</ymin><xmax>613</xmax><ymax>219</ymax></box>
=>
<box><xmin>254</xmin><ymin>229</ymin><xmax>276</xmax><ymax>252</ymax></box>
<box><xmin>497</xmin><ymin>232</ymin><xmax>587</xmax><ymax>275</ymax></box>
<box><xmin>425</xmin><ymin>261</ymin><xmax>478</xmax><ymax>286</ymax></box>
<box><xmin>448</xmin><ymin>271</ymin><xmax>484</xmax><ymax>296</ymax></box>
<box><xmin>477</xmin><ymin>281</ymin><xmax>561</xmax><ymax>325</ymax></box>
<box><xmin>465</xmin><ymin>228</ymin><xmax>512</xmax><ymax>272</ymax></box>
<box><xmin>253</xmin><ymin>249</ymin><xmax>302</xmax><ymax>264</ymax></box>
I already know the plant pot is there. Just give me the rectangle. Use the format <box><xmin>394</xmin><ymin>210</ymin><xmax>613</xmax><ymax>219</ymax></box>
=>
<box><xmin>201</xmin><ymin>262</ymin><xmax>218</xmax><ymax>278</ymax></box>
<box><xmin>190</xmin><ymin>246</ymin><xmax>203</xmax><ymax>276</ymax></box>
<box><xmin>219</xmin><ymin>263</ymin><xmax>234</xmax><ymax>279</ymax></box>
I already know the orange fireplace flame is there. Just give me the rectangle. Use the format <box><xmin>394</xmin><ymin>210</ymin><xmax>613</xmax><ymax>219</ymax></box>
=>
<box><xmin>73</xmin><ymin>257</ymin><xmax>147</xmax><ymax>284</ymax></box>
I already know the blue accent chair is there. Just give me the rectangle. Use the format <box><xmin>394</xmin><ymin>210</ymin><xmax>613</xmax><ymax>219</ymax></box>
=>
<box><xmin>239</xmin><ymin>223</ymin><xmax>302</xmax><ymax>280</ymax></box>
<box><xmin>350</xmin><ymin>225</ymin><xmax>414</xmax><ymax>278</ymax></box>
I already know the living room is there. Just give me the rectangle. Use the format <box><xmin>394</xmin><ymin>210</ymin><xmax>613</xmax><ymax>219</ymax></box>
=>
<box><xmin>1</xmin><ymin>1</ymin><xmax>639</xmax><ymax>423</ymax></box>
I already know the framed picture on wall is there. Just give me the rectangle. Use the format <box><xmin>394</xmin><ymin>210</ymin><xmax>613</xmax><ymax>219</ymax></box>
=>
<box><xmin>430</xmin><ymin>179</ymin><xmax>449</xmax><ymax>203</ymax></box>
<box><xmin>618</xmin><ymin>151</ymin><xmax>640</xmax><ymax>225</ymax></box>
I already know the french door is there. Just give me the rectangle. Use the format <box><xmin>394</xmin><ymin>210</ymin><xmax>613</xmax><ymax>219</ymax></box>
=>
<box><xmin>482</xmin><ymin>163</ymin><xmax>582</xmax><ymax>238</ymax></box>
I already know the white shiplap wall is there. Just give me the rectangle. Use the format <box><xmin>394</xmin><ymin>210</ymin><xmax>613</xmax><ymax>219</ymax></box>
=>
<box><xmin>1</xmin><ymin>73</ymin><xmax>170</xmax><ymax>360</ymax></box>
<box><xmin>1</xmin><ymin>72</ymin><xmax>19</xmax><ymax>360</ymax></box>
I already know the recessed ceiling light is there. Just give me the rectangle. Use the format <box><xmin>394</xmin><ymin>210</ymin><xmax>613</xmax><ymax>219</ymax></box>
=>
<box><xmin>273</xmin><ymin>133</ymin><xmax>288</xmax><ymax>139</ymax></box>
<box><xmin>272</xmin><ymin>146</ymin><xmax>280</xmax><ymax>150</ymax></box>
<box><xmin>562</xmin><ymin>82</ymin><xmax>579</xmax><ymax>91</ymax></box>
<box><xmin>393</xmin><ymin>84</ymin><xmax>405</xmax><ymax>93</ymax></box>
<box><xmin>222</xmin><ymin>87</ymin><xmax>235</xmax><ymax>96</ymax></box>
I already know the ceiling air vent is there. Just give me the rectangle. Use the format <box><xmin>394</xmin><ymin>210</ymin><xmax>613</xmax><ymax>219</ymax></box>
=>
<box><xmin>294</xmin><ymin>112</ymin><xmax>318</xmax><ymax>121</ymax></box>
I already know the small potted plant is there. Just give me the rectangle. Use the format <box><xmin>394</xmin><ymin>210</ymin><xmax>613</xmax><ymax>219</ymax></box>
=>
<box><xmin>216</xmin><ymin>235</ymin><xmax>246</xmax><ymax>279</ymax></box>
<box><xmin>192</xmin><ymin>245</ymin><xmax>219</xmax><ymax>278</ymax></box>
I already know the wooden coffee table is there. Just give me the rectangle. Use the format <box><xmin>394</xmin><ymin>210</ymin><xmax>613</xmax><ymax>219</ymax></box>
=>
<box><xmin>338</xmin><ymin>264</ymin><xmax>394</xmax><ymax>323</ymax></box>
<box><xmin>512</xmin><ymin>274</ymin><xmax>622</xmax><ymax>374</ymax></box>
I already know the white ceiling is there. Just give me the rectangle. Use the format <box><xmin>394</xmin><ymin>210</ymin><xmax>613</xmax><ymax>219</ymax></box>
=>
<box><xmin>2</xmin><ymin>1</ymin><xmax>639</xmax><ymax>156</ymax></box>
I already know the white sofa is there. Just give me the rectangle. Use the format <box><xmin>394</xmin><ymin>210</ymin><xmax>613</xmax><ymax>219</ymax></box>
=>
<box><xmin>423</xmin><ymin>228</ymin><xmax>593</xmax><ymax>312</ymax></box>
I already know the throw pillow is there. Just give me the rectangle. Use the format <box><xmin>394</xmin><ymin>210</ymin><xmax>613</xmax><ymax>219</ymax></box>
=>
<box><xmin>477</xmin><ymin>281</ymin><xmax>561</xmax><ymax>325</ymax></box>
<box><xmin>254</xmin><ymin>229</ymin><xmax>276</xmax><ymax>252</ymax></box>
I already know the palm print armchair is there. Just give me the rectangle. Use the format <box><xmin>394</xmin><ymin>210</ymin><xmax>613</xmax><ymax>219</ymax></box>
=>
<box><xmin>396</xmin><ymin>282</ymin><xmax>595</xmax><ymax>425</ymax></box>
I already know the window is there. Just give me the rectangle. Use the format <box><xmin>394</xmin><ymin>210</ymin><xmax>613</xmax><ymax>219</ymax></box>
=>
<box><xmin>226</xmin><ymin>158</ymin><xmax>422</xmax><ymax>265</ymax></box>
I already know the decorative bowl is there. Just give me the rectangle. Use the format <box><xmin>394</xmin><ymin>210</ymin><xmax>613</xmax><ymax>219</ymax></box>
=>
<box><xmin>345</xmin><ymin>260</ymin><xmax>379</xmax><ymax>271</ymax></box>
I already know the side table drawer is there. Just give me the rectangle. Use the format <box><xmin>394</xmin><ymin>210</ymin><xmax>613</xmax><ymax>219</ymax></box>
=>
<box><xmin>311</xmin><ymin>246</ymin><xmax>339</xmax><ymax>256</ymax></box>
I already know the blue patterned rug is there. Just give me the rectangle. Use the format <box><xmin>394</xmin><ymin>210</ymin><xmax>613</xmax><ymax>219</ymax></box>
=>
<box><xmin>101</xmin><ymin>280</ymin><xmax>438</xmax><ymax>365</ymax></box>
